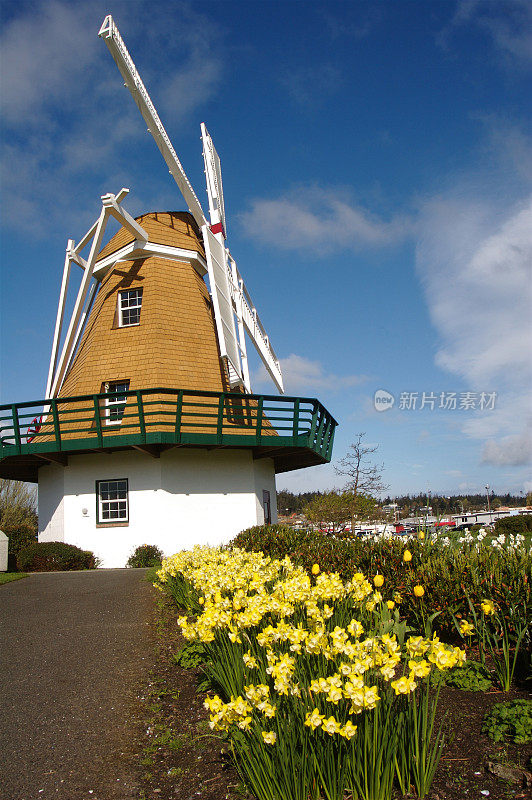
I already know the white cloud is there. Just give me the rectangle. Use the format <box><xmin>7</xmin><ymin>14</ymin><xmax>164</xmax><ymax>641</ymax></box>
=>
<box><xmin>149</xmin><ymin>4</ymin><xmax>223</xmax><ymax>124</ymax></box>
<box><xmin>478</xmin><ymin>116</ymin><xmax>532</xmax><ymax>183</ymax></box>
<box><xmin>161</xmin><ymin>51</ymin><xmax>221</xmax><ymax>120</ymax></box>
<box><xmin>416</xmin><ymin>193</ymin><xmax>532</xmax><ymax>469</ymax></box>
<box><xmin>440</xmin><ymin>0</ymin><xmax>532</xmax><ymax>65</ymax></box>
<box><xmin>0</xmin><ymin>1</ymin><xmax>98</xmax><ymax>126</ymax></box>
<box><xmin>417</xmin><ymin>196</ymin><xmax>532</xmax><ymax>386</ymax></box>
<box><xmin>254</xmin><ymin>354</ymin><xmax>368</xmax><ymax>395</ymax></box>
<box><xmin>0</xmin><ymin>1</ymin><xmax>223</xmax><ymax>237</ymax></box>
<box><xmin>482</xmin><ymin>427</ymin><xmax>532</xmax><ymax>466</ymax></box>
<box><xmin>240</xmin><ymin>186</ymin><xmax>412</xmax><ymax>255</ymax></box>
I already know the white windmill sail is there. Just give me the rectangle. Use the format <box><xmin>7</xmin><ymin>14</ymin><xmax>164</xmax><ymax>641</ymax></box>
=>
<box><xmin>98</xmin><ymin>15</ymin><xmax>284</xmax><ymax>394</ymax></box>
<box><xmin>98</xmin><ymin>15</ymin><xmax>206</xmax><ymax>229</ymax></box>
<box><xmin>201</xmin><ymin>124</ymin><xmax>283</xmax><ymax>393</ymax></box>
<box><xmin>227</xmin><ymin>256</ymin><xmax>284</xmax><ymax>393</ymax></box>
<box><xmin>201</xmin><ymin>123</ymin><xmax>226</xmax><ymax>238</ymax></box>
<box><xmin>202</xmin><ymin>226</ymin><xmax>242</xmax><ymax>386</ymax></box>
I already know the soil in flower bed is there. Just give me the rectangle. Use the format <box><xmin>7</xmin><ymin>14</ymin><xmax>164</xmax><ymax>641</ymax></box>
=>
<box><xmin>428</xmin><ymin>686</ymin><xmax>531</xmax><ymax>799</ymax></box>
<box><xmin>137</xmin><ymin>596</ymin><xmax>244</xmax><ymax>800</ymax></box>
<box><xmin>138</xmin><ymin>599</ymin><xmax>531</xmax><ymax>800</ymax></box>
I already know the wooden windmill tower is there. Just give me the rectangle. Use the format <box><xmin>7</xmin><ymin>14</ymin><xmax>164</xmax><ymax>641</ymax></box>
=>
<box><xmin>0</xmin><ymin>16</ymin><xmax>337</xmax><ymax>567</ymax></box>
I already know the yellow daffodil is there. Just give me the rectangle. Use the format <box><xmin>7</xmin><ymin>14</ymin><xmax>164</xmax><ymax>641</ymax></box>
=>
<box><xmin>408</xmin><ymin>659</ymin><xmax>431</xmax><ymax>678</ymax></box>
<box><xmin>459</xmin><ymin>620</ymin><xmax>474</xmax><ymax>636</ymax></box>
<box><xmin>304</xmin><ymin>709</ymin><xmax>324</xmax><ymax>730</ymax></box>
<box><xmin>481</xmin><ymin>600</ymin><xmax>496</xmax><ymax>615</ymax></box>
<box><xmin>322</xmin><ymin>716</ymin><xmax>341</xmax><ymax>736</ymax></box>
<box><xmin>391</xmin><ymin>675</ymin><xmax>417</xmax><ymax>695</ymax></box>
<box><xmin>339</xmin><ymin>721</ymin><xmax>358</xmax><ymax>739</ymax></box>
<box><xmin>406</xmin><ymin>636</ymin><xmax>429</xmax><ymax>657</ymax></box>
<box><xmin>262</xmin><ymin>731</ymin><xmax>276</xmax><ymax>745</ymax></box>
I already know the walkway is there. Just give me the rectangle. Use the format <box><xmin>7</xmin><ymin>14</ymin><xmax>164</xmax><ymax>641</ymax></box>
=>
<box><xmin>0</xmin><ymin>569</ymin><xmax>156</xmax><ymax>800</ymax></box>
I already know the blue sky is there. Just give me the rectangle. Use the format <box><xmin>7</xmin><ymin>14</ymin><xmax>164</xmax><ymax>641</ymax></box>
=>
<box><xmin>1</xmin><ymin>0</ymin><xmax>531</xmax><ymax>497</ymax></box>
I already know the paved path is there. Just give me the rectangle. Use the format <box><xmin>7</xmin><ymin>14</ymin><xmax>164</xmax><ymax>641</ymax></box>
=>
<box><xmin>0</xmin><ymin>569</ymin><xmax>156</xmax><ymax>800</ymax></box>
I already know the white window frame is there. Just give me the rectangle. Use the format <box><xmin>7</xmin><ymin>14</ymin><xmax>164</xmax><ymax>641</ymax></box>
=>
<box><xmin>118</xmin><ymin>288</ymin><xmax>143</xmax><ymax>327</ymax></box>
<box><xmin>104</xmin><ymin>380</ymin><xmax>129</xmax><ymax>426</ymax></box>
<box><xmin>96</xmin><ymin>478</ymin><xmax>129</xmax><ymax>523</ymax></box>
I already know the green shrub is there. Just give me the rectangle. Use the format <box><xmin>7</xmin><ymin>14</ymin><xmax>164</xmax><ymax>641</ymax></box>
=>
<box><xmin>232</xmin><ymin>524</ymin><xmax>313</xmax><ymax>559</ymax></box>
<box><xmin>482</xmin><ymin>699</ymin><xmax>532</xmax><ymax>743</ymax></box>
<box><xmin>127</xmin><ymin>543</ymin><xmax>163</xmax><ymax>568</ymax></box>
<box><xmin>434</xmin><ymin>660</ymin><xmax>492</xmax><ymax>691</ymax></box>
<box><xmin>494</xmin><ymin>514</ymin><xmax>532</xmax><ymax>536</ymax></box>
<box><xmin>231</xmin><ymin>524</ymin><xmax>532</xmax><ymax>641</ymax></box>
<box><xmin>16</xmin><ymin>541</ymin><xmax>98</xmax><ymax>572</ymax></box>
<box><xmin>173</xmin><ymin>641</ymin><xmax>208</xmax><ymax>669</ymax></box>
<box><xmin>6</xmin><ymin>519</ymin><xmax>37</xmax><ymax>571</ymax></box>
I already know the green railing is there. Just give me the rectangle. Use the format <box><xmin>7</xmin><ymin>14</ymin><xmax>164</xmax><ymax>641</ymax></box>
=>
<box><xmin>0</xmin><ymin>387</ymin><xmax>337</xmax><ymax>463</ymax></box>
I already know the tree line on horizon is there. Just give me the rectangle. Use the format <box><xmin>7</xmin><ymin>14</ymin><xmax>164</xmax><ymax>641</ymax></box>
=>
<box><xmin>278</xmin><ymin>490</ymin><xmax>530</xmax><ymax>517</ymax></box>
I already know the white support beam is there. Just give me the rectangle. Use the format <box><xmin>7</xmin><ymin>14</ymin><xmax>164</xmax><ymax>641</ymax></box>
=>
<box><xmin>101</xmin><ymin>192</ymin><xmax>148</xmax><ymax>241</ymax></box>
<box><xmin>63</xmin><ymin>279</ymin><xmax>98</xmax><ymax>382</ymax></box>
<box><xmin>46</xmin><ymin>241</ymin><xmax>73</xmax><ymax>398</ymax></box>
<box><xmin>67</xmin><ymin>247</ymin><xmax>89</xmax><ymax>271</ymax></box>
<box><xmin>92</xmin><ymin>239</ymin><xmax>207</xmax><ymax>281</ymax></box>
<box><xmin>46</xmin><ymin>188</ymin><xmax>145</xmax><ymax>398</ymax></box>
<box><xmin>50</xmin><ymin>205</ymin><xmax>109</xmax><ymax>397</ymax></box>
<box><xmin>72</xmin><ymin>219</ymin><xmax>100</xmax><ymax>258</ymax></box>
<box><xmin>72</xmin><ymin>188</ymin><xmax>130</xmax><ymax>260</ymax></box>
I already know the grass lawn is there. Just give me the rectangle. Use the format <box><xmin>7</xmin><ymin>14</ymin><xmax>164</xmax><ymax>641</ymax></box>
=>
<box><xmin>0</xmin><ymin>572</ymin><xmax>28</xmax><ymax>585</ymax></box>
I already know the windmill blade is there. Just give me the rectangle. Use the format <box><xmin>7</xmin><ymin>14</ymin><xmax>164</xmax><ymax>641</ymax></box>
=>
<box><xmin>98</xmin><ymin>15</ymin><xmax>207</xmax><ymax>229</ymax></box>
<box><xmin>201</xmin><ymin>125</ymin><xmax>282</xmax><ymax>393</ymax></box>
<box><xmin>226</xmin><ymin>252</ymin><xmax>284</xmax><ymax>394</ymax></box>
<box><xmin>98</xmin><ymin>16</ymin><xmax>284</xmax><ymax>396</ymax></box>
<box><xmin>202</xmin><ymin>226</ymin><xmax>243</xmax><ymax>387</ymax></box>
<box><xmin>201</xmin><ymin>123</ymin><xmax>226</xmax><ymax>238</ymax></box>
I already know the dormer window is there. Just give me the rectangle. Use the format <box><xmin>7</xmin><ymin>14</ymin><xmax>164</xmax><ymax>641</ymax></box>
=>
<box><xmin>104</xmin><ymin>380</ymin><xmax>129</xmax><ymax>425</ymax></box>
<box><xmin>119</xmin><ymin>288</ymin><xmax>143</xmax><ymax>326</ymax></box>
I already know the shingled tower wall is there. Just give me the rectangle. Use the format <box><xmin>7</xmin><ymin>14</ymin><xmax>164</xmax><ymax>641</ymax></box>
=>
<box><xmin>60</xmin><ymin>211</ymin><xmax>230</xmax><ymax>397</ymax></box>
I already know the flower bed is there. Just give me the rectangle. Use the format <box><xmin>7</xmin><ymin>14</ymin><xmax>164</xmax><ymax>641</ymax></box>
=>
<box><xmin>156</xmin><ymin>547</ymin><xmax>470</xmax><ymax>800</ymax></box>
<box><xmin>231</xmin><ymin>524</ymin><xmax>532</xmax><ymax>641</ymax></box>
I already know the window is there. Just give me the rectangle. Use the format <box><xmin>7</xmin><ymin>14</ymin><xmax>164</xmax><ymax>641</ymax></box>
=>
<box><xmin>96</xmin><ymin>479</ymin><xmax>128</xmax><ymax>523</ymax></box>
<box><xmin>104</xmin><ymin>380</ymin><xmax>129</xmax><ymax>425</ymax></box>
<box><xmin>119</xmin><ymin>288</ymin><xmax>143</xmax><ymax>326</ymax></box>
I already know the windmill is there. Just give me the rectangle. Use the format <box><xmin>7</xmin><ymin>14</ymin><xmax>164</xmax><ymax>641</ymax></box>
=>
<box><xmin>0</xmin><ymin>15</ymin><xmax>337</xmax><ymax>567</ymax></box>
<box><xmin>45</xmin><ymin>15</ymin><xmax>282</xmax><ymax>404</ymax></box>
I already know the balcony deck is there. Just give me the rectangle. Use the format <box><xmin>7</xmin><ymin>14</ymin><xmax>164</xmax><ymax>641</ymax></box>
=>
<box><xmin>0</xmin><ymin>387</ymin><xmax>337</xmax><ymax>481</ymax></box>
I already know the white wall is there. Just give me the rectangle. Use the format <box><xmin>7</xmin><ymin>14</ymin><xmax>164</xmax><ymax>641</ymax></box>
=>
<box><xmin>38</xmin><ymin>448</ymin><xmax>276</xmax><ymax>567</ymax></box>
<box><xmin>38</xmin><ymin>464</ymin><xmax>65</xmax><ymax>542</ymax></box>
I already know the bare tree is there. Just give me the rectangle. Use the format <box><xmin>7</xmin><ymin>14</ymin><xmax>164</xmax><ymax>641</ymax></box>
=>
<box><xmin>0</xmin><ymin>479</ymin><xmax>38</xmax><ymax>563</ymax></box>
<box><xmin>304</xmin><ymin>490</ymin><xmax>378</xmax><ymax>535</ymax></box>
<box><xmin>334</xmin><ymin>433</ymin><xmax>389</xmax><ymax>498</ymax></box>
